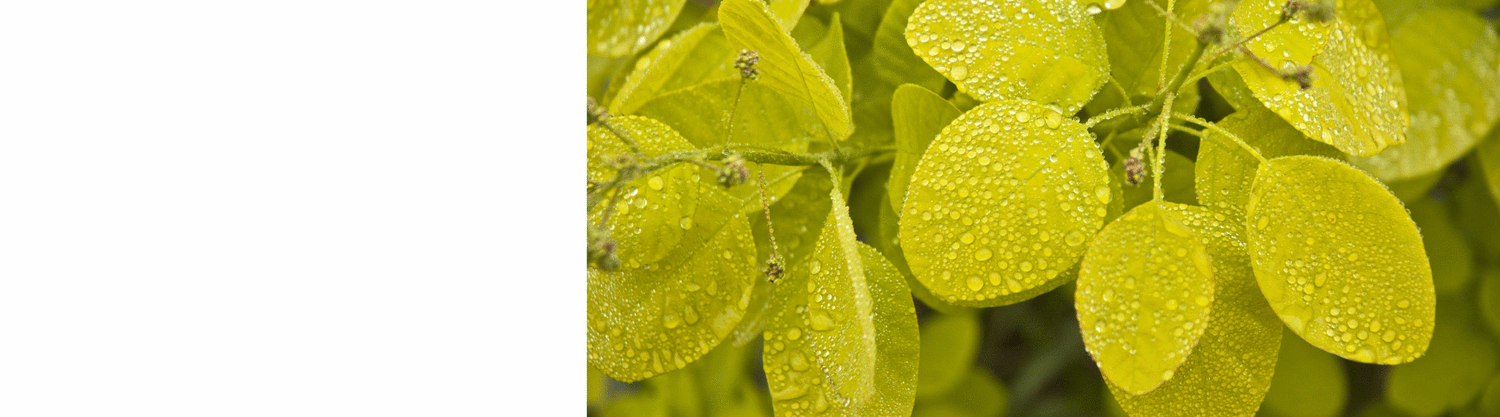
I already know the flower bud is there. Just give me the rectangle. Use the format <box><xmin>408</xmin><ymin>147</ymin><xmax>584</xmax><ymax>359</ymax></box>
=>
<box><xmin>718</xmin><ymin>154</ymin><xmax>750</xmax><ymax>188</ymax></box>
<box><xmin>735</xmin><ymin>49</ymin><xmax>761</xmax><ymax>81</ymax></box>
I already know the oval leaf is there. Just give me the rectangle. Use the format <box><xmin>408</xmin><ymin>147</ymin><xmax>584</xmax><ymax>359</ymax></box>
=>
<box><xmin>587</xmin><ymin>185</ymin><xmax>757</xmax><ymax>382</ymax></box>
<box><xmin>889</xmin><ymin>83</ymin><xmax>964</xmax><ymax>216</ymax></box>
<box><xmin>1078</xmin><ymin>201</ymin><xmax>1216</xmax><ymax>395</ymax></box>
<box><xmin>1245</xmin><ymin>155</ymin><xmax>1435</xmax><ymax>364</ymax></box>
<box><xmin>1231</xmin><ymin>0</ymin><xmax>1330</xmax><ymax>67</ymax></box>
<box><xmin>608</xmin><ymin>23</ymin><xmax>737</xmax><ymax>115</ymax></box>
<box><xmin>588</xmin><ymin>0</ymin><xmax>689</xmax><ymax>57</ymax></box>
<box><xmin>1107</xmin><ymin>204</ymin><xmax>1281</xmax><ymax>417</ymax></box>
<box><xmin>915</xmin><ymin>311</ymin><xmax>981</xmax><ymax>399</ymax></box>
<box><xmin>1349</xmin><ymin>9</ymin><xmax>1500</xmax><ymax>180</ymax></box>
<box><xmin>904</xmin><ymin>0</ymin><xmax>1110</xmax><ymax>113</ymax></box>
<box><xmin>720</xmin><ymin>0</ymin><xmax>853</xmax><ymax>141</ymax></box>
<box><xmin>1194</xmin><ymin>104</ymin><xmax>1341</xmax><ymax>219</ymax></box>
<box><xmin>588</xmin><ymin>116</ymin><xmax>702</xmax><ymax>264</ymax></box>
<box><xmin>762</xmin><ymin>186</ymin><xmax>919</xmax><ymax>415</ymax></box>
<box><xmin>900</xmin><ymin>100</ymin><xmax>1112</xmax><ymax>307</ymax></box>
<box><xmin>1232</xmin><ymin>2</ymin><xmax>1408</xmax><ymax>157</ymax></box>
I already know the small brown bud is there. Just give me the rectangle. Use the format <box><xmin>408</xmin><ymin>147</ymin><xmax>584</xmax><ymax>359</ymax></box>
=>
<box><xmin>718</xmin><ymin>154</ymin><xmax>750</xmax><ymax>188</ymax></box>
<box><xmin>764</xmin><ymin>256</ymin><xmax>786</xmax><ymax>283</ymax></box>
<box><xmin>588</xmin><ymin>227</ymin><xmax>621</xmax><ymax>271</ymax></box>
<box><xmin>1279</xmin><ymin>63</ymin><xmax>1314</xmax><ymax>90</ymax></box>
<box><xmin>587</xmin><ymin>96</ymin><xmax>609</xmax><ymax>124</ymax></box>
<box><xmin>735</xmin><ymin>49</ymin><xmax>761</xmax><ymax>81</ymax></box>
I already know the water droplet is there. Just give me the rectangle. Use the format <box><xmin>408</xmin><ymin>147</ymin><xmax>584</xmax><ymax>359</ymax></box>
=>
<box><xmin>1084</xmin><ymin>3</ymin><xmax>1102</xmax><ymax>15</ymax></box>
<box><xmin>787</xmin><ymin>328</ymin><xmax>801</xmax><ymax>340</ymax></box>
<box><xmin>810</xmin><ymin>260</ymin><xmax>822</xmax><ymax>274</ymax></box>
<box><xmin>951</xmin><ymin>65</ymin><xmax>968</xmax><ymax>81</ymax></box>
<box><xmin>664</xmin><ymin>312</ymin><xmax>682</xmax><ymax>329</ymax></box>
<box><xmin>1096</xmin><ymin>186</ymin><xmax>1111</xmax><ymax>203</ymax></box>
<box><xmin>975</xmin><ymin>248</ymin><xmax>993</xmax><ymax>261</ymax></box>
<box><xmin>1257</xmin><ymin>217</ymin><xmax>1270</xmax><ymax>229</ymax></box>
<box><xmin>967</xmin><ymin>276</ymin><xmax>984</xmax><ymax>291</ymax></box>
<box><xmin>1065</xmin><ymin>231</ymin><xmax>1085</xmax><ymax>246</ymax></box>
<box><xmin>648</xmin><ymin>176</ymin><xmax>664</xmax><ymax>190</ymax></box>
<box><xmin>810</xmin><ymin>310</ymin><xmax>835</xmax><ymax>331</ymax></box>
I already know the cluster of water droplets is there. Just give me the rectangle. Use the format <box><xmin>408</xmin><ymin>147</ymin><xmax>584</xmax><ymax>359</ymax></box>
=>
<box><xmin>904</xmin><ymin>0</ymin><xmax>1108</xmax><ymax>112</ymax></box>
<box><xmin>901</xmin><ymin>102</ymin><xmax>1110</xmax><ymax>306</ymax></box>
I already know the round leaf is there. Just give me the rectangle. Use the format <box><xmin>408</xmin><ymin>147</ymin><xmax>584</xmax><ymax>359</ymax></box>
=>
<box><xmin>889</xmin><ymin>83</ymin><xmax>964</xmax><ymax>216</ymax></box>
<box><xmin>1406</xmin><ymin>197</ymin><xmax>1474</xmax><ymax>295</ymax></box>
<box><xmin>904</xmin><ymin>0</ymin><xmax>1110</xmax><ymax>113</ymax></box>
<box><xmin>1106</xmin><ymin>204</ymin><xmax>1282</xmax><ymax>417</ymax></box>
<box><xmin>1349</xmin><ymin>9</ymin><xmax>1500</xmax><ymax>180</ymax></box>
<box><xmin>720</xmin><ymin>0</ymin><xmax>853</xmax><ymax>141</ymax></box>
<box><xmin>587</xmin><ymin>185</ymin><xmax>758</xmax><ymax>382</ymax></box>
<box><xmin>588</xmin><ymin>116</ymin><xmax>702</xmax><ymax>264</ymax></box>
<box><xmin>1232</xmin><ymin>2</ymin><xmax>1408</xmax><ymax>157</ymax></box>
<box><xmin>900</xmin><ymin>100</ymin><xmax>1112</xmax><ymax>307</ymax></box>
<box><xmin>588</xmin><ymin>0</ymin><xmax>689</xmax><ymax>57</ymax></box>
<box><xmin>1077</xmin><ymin>201</ymin><xmax>1216</xmax><ymax>395</ymax></box>
<box><xmin>915</xmin><ymin>311</ymin><xmax>981</xmax><ymax>399</ymax></box>
<box><xmin>1245</xmin><ymin>155</ymin><xmax>1435</xmax><ymax>364</ymax></box>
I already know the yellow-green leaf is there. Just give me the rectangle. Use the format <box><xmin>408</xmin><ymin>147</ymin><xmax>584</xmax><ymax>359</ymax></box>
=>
<box><xmin>889</xmin><ymin>84</ymin><xmax>964</xmax><ymax>216</ymax></box>
<box><xmin>1349</xmin><ymin>9</ymin><xmax>1500</xmax><ymax>180</ymax></box>
<box><xmin>587</xmin><ymin>184</ymin><xmax>757</xmax><ymax>382</ymax></box>
<box><xmin>1481</xmin><ymin>374</ymin><xmax>1500</xmax><ymax>417</ymax></box>
<box><xmin>916</xmin><ymin>370</ymin><xmax>1008</xmax><ymax>417</ymax></box>
<box><xmin>1257</xmin><ymin>329</ymin><xmax>1348</xmax><ymax>417</ymax></box>
<box><xmin>1231</xmin><ymin>0</ymin><xmax>1330</xmax><ymax>67</ymax></box>
<box><xmin>762</xmin><ymin>188</ymin><xmax>919</xmax><ymax>415</ymax></box>
<box><xmin>1387</xmin><ymin>295</ymin><xmax>1499</xmax><ymax>417</ymax></box>
<box><xmin>1407</xmin><ymin>197</ymin><xmax>1474</xmax><ymax>295</ymax></box>
<box><xmin>904</xmin><ymin>0</ymin><xmax>1110</xmax><ymax>113</ymax></box>
<box><xmin>1245</xmin><ymin>155</ymin><xmax>1434</xmax><ymax>364</ymax></box>
<box><xmin>1077</xmin><ymin>201</ymin><xmax>1216</xmax><ymax>395</ymax></box>
<box><xmin>900</xmin><ymin>100</ymin><xmax>1112</xmax><ymax>307</ymax></box>
<box><xmin>1194</xmin><ymin>105</ymin><xmax>1341</xmax><ymax>219</ymax></box>
<box><xmin>588</xmin><ymin>116</ymin><xmax>702</xmax><ymax>264</ymax></box>
<box><xmin>1476</xmin><ymin>130</ymin><xmax>1500</xmax><ymax>208</ymax></box>
<box><xmin>608</xmin><ymin>23</ymin><xmax>737</xmax><ymax>115</ymax></box>
<box><xmin>720</xmin><ymin>0</ymin><xmax>853</xmax><ymax>141</ymax></box>
<box><xmin>1231</xmin><ymin>0</ymin><xmax>1408</xmax><ymax>157</ymax></box>
<box><xmin>1479</xmin><ymin>268</ymin><xmax>1500</xmax><ymax>342</ymax></box>
<box><xmin>916</xmin><ymin>311</ymin><xmax>981</xmax><ymax>399</ymax></box>
<box><xmin>876</xmin><ymin>192</ymin><xmax>970</xmax><ymax>314</ymax></box>
<box><xmin>806</xmin><ymin>13</ymin><xmax>853</xmax><ymax>105</ymax></box>
<box><xmin>770</xmin><ymin>0</ymin><xmax>813</xmax><ymax>31</ymax></box>
<box><xmin>1106</xmin><ymin>204</ymin><xmax>1281</xmax><ymax>417</ymax></box>
<box><xmin>588</xmin><ymin>0</ymin><xmax>689</xmax><ymax>57</ymax></box>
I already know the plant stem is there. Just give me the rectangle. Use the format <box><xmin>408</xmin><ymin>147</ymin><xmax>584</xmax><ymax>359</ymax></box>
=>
<box><xmin>1171</xmin><ymin>112</ymin><xmax>1269</xmax><ymax>164</ymax></box>
<box><xmin>722</xmin><ymin>80</ymin><xmax>747</xmax><ymax>153</ymax></box>
<box><xmin>1145</xmin><ymin>39</ymin><xmax>1207</xmax><ymax>121</ymax></box>
<box><xmin>1085</xmin><ymin>105</ymin><xmax>1150</xmax><ymax>129</ymax></box>
<box><xmin>1152</xmin><ymin>93</ymin><xmax>1174</xmax><ymax>202</ymax></box>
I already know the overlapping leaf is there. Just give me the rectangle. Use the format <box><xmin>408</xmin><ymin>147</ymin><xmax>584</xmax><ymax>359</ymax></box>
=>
<box><xmin>608</xmin><ymin>23</ymin><xmax>736</xmax><ymax>115</ymax></box>
<box><xmin>1245</xmin><ymin>155</ymin><xmax>1434</xmax><ymax>364</ymax></box>
<box><xmin>1194</xmin><ymin>105</ymin><xmax>1341</xmax><ymax>219</ymax></box>
<box><xmin>1350</xmin><ymin>9</ymin><xmax>1500</xmax><ymax>180</ymax></box>
<box><xmin>762</xmin><ymin>187</ymin><xmax>919</xmax><ymax>416</ymax></box>
<box><xmin>588</xmin><ymin>0</ymin><xmax>689</xmax><ymax>57</ymax></box>
<box><xmin>847</xmin><ymin>0</ymin><xmax>951</xmax><ymax>148</ymax></box>
<box><xmin>888</xmin><ymin>84</ymin><xmax>964</xmax><ymax>216</ymax></box>
<box><xmin>1231</xmin><ymin>0</ymin><xmax>1408</xmax><ymax>157</ymax></box>
<box><xmin>1386</xmin><ymin>296</ymin><xmax>1499</xmax><ymax>417</ymax></box>
<box><xmin>1231</xmin><ymin>0</ymin><xmax>1330</xmax><ymax>67</ymax></box>
<box><xmin>587</xmin><ymin>181</ymin><xmax>758</xmax><ymax>382</ymax></box>
<box><xmin>915</xmin><ymin>311</ymin><xmax>980</xmax><ymax>399</ymax></box>
<box><xmin>900</xmin><ymin>100</ymin><xmax>1112</xmax><ymax>307</ymax></box>
<box><xmin>1078</xmin><ymin>202</ymin><xmax>1216</xmax><ymax>395</ymax></box>
<box><xmin>1106</xmin><ymin>204</ymin><xmax>1281</xmax><ymax>417</ymax></box>
<box><xmin>1407</xmin><ymin>198</ymin><xmax>1475</xmax><ymax>295</ymax></box>
<box><xmin>1257</xmin><ymin>330</ymin><xmax>1348</xmax><ymax>417</ymax></box>
<box><xmin>904</xmin><ymin>0</ymin><xmax>1110</xmax><ymax>113</ymax></box>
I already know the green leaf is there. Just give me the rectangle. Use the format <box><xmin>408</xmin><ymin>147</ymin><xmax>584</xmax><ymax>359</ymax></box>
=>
<box><xmin>1231</xmin><ymin>0</ymin><xmax>1330</xmax><ymax>67</ymax></box>
<box><xmin>1479</xmin><ymin>268</ymin><xmax>1500</xmax><ymax>342</ymax></box>
<box><xmin>916</xmin><ymin>311</ymin><xmax>981</xmax><ymax>399</ymax></box>
<box><xmin>917</xmin><ymin>370</ymin><xmax>1008</xmax><ymax>417</ymax></box>
<box><xmin>1482</xmin><ymin>374</ymin><xmax>1500</xmax><ymax>417</ymax></box>
<box><xmin>904</xmin><ymin>0</ymin><xmax>1110</xmax><ymax>113</ymax></box>
<box><xmin>1452</xmin><ymin>170</ymin><xmax>1500</xmax><ymax>265</ymax></box>
<box><xmin>587</xmin><ymin>182</ymin><xmax>758</xmax><ymax>382</ymax></box>
<box><xmin>1106</xmin><ymin>203</ymin><xmax>1281</xmax><ymax>417</ymax></box>
<box><xmin>633</xmin><ymin>80</ymin><xmax>809</xmax><ymax>210</ymax></box>
<box><xmin>1194</xmin><ymin>105</ymin><xmax>1341</xmax><ymax>219</ymax></box>
<box><xmin>1245</xmin><ymin>155</ymin><xmax>1435</xmax><ymax>364</ymax></box>
<box><xmin>1231</xmin><ymin>0</ymin><xmax>1408</xmax><ymax>157</ymax></box>
<box><xmin>900</xmin><ymin>100</ymin><xmax>1112</xmax><ymax>307</ymax></box>
<box><xmin>1349</xmin><ymin>9</ymin><xmax>1500</xmax><ymax>180</ymax></box>
<box><xmin>1387</xmin><ymin>295</ymin><xmax>1499</xmax><ymax>417</ymax></box>
<box><xmin>588</xmin><ymin>116</ymin><xmax>701</xmax><ymax>264</ymax></box>
<box><xmin>1087</xmin><ymin>0</ymin><xmax>1208</xmax><ymax>115</ymax></box>
<box><xmin>1206</xmin><ymin>55</ymin><xmax>1261</xmax><ymax>112</ymax></box>
<box><xmin>1406</xmin><ymin>197</ymin><xmax>1474</xmax><ymax>295</ymax></box>
<box><xmin>770</xmin><ymin>0</ymin><xmax>813</xmax><ymax>31</ymax></box>
<box><xmin>847</xmin><ymin>0</ymin><xmax>957</xmax><ymax>148</ymax></box>
<box><xmin>1114</xmin><ymin>148</ymin><xmax>1198</xmax><ymax>213</ymax></box>
<box><xmin>875</xmin><ymin>192</ymin><xmax>970</xmax><ymax>314</ymax></box>
<box><xmin>1078</xmin><ymin>201</ymin><xmax>1216</xmax><ymax>395</ymax></box>
<box><xmin>1476</xmin><ymin>130</ymin><xmax>1500</xmax><ymax>209</ymax></box>
<box><xmin>1257</xmin><ymin>329</ymin><xmax>1348</xmax><ymax>417</ymax></box>
<box><xmin>720</xmin><ymin>0</ymin><xmax>854</xmax><ymax>141</ymax></box>
<box><xmin>588</xmin><ymin>0</ymin><xmax>689</xmax><ymax>57</ymax></box>
<box><xmin>889</xmin><ymin>84</ymin><xmax>964</xmax><ymax>216</ymax></box>
<box><xmin>806</xmin><ymin>13</ymin><xmax>853</xmax><ymax>105</ymax></box>
<box><xmin>756</xmin><ymin>167</ymin><xmax>835</xmax><ymax>268</ymax></box>
<box><xmin>1384</xmin><ymin>168</ymin><xmax>1443</xmax><ymax>203</ymax></box>
<box><xmin>762</xmin><ymin>190</ymin><xmax>919</xmax><ymax>415</ymax></box>
<box><xmin>608</xmin><ymin>23</ymin><xmax>737</xmax><ymax>115</ymax></box>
